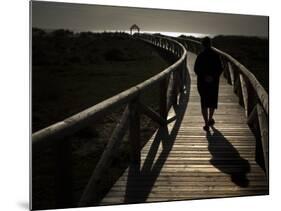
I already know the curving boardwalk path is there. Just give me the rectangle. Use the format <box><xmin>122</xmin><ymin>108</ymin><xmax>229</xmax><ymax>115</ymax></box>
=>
<box><xmin>100</xmin><ymin>52</ymin><xmax>268</xmax><ymax>205</ymax></box>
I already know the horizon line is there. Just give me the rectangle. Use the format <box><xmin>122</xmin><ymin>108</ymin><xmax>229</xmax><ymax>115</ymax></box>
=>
<box><xmin>32</xmin><ymin>27</ymin><xmax>268</xmax><ymax>39</ymax></box>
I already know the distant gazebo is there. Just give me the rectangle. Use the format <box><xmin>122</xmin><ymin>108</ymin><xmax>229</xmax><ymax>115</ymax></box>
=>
<box><xmin>130</xmin><ymin>24</ymin><xmax>140</xmax><ymax>35</ymax></box>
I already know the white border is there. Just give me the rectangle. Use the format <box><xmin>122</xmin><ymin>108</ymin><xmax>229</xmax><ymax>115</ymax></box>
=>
<box><xmin>0</xmin><ymin>0</ymin><xmax>279</xmax><ymax>211</ymax></box>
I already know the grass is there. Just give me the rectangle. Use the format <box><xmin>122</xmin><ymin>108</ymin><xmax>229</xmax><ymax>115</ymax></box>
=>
<box><xmin>212</xmin><ymin>35</ymin><xmax>269</xmax><ymax>92</ymax></box>
<box><xmin>32</xmin><ymin>30</ymin><xmax>176</xmax><ymax>132</ymax></box>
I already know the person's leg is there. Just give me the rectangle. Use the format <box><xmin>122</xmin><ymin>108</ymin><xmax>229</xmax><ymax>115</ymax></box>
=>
<box><xmin>201</xmin><ymin>107</ymin><xmax>209</xmax><ymax>130</ymax></box>
<box><xmin>208</xmin><ymin>108</ymin><xmax>215</xmax><ymax>125</ymax></box>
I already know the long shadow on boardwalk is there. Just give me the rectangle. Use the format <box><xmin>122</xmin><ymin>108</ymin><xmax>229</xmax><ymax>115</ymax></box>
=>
<box><xmin>206</xmin><ymin>127</ymin><xmax>250</xmax><ymax>187</ymax></box>
<box><xmin>123</xmin><ymin>70</ymin><xmax>191</xmax><ymax>203</ymax></box>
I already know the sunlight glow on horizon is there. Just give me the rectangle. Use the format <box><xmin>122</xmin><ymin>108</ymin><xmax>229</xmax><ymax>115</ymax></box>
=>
<box><xmin>141</xmin><ymin>31</ymin><xmax>213</xmax><ymax>38</ymax></box>
<box><xmin>85</xmin><ymin>29</ymin><xmax>213</xmax><ymax>38</ymax></box>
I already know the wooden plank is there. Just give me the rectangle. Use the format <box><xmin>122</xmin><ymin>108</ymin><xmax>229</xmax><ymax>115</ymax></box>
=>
<box><xmin>139</xmin><ymin>157</ymin><xmax>256</xmax><ymax>161</ymax></box>
<box><xmin>145</xmin><ymin>143</ymin><xmax>256</xmax><ymax>147</ymax></box>
<box><xmin>102</xmin><ymin>191</ymin><xmax>268</xmax><ymax>200</ymax></box>
<box><xmin>114</xmin><ymin>171</ymin><xmax>266</xmax><ymax>178</ymax></box>
<box><xmin>101</xmin><ymin>194</ymin><xmax>268</xmax><ymax>204</ymax></box>
<box><xmin>115</xmin><ymin>173</ymin><xmax>266</xmax><ymax>180</ymax></box>
<box><xmin>109</xmin><ymin>185</ymin><xmax>268</xmax><ymax>191</ymax></box>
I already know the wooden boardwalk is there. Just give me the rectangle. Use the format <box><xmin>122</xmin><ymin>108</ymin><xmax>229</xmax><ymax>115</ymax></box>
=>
<box><xmin>100</xmin><ymin>52</ymin><xmax>268</xmax><ymax>205</ymax></box>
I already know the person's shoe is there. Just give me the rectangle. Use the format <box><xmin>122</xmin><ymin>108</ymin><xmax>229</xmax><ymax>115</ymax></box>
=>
<box><xmin>203</xmin><ymin>125</ymin><xmax>209</xmax><ymax>131</ymax></box>
<box><xmin>208</xmin><ymin>118</ymin><xmax>215</xmax><ymax>126</ymax></box>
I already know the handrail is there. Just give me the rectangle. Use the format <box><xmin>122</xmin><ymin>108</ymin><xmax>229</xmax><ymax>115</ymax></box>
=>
<box><xmin>175</xmin><ymin>36</ymin><xmax>269</xmax><ymax>178</ymax></box>
<box><xmin>32</xmin><ymin>33</ymin><xmax>188</xmax><ymax>207</ymax></box>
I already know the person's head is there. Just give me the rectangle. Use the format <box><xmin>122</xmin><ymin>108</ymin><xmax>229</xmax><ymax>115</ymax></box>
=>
<box><xmin>202</xmin><ymin>37</ymin><xmax>212</xmax><ymax>49</ymax></box>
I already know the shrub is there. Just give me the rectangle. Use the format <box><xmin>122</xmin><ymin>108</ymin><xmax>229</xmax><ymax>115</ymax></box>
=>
<box><xmin>104</xmin><ymin>48</ymin><xmax>127</xmax><ymax>61</ymax></box>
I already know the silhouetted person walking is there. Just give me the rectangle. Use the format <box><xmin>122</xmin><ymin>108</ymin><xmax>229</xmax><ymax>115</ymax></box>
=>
<box><xmin>194</xmin><ymin>37</ymin><xmax>223</xmax><ymax>131</ymax></box>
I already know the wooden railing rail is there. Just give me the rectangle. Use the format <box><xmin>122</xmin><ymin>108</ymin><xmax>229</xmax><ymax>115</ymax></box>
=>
<box><xmin>175</xmin><ymin>36</ymin><xmax>269</xmax><ymax>178</ymax></box>
<box><xmin>32</xmin><ymin>33</ymin><xmax>187</xmax><ymax>207</ymax></box>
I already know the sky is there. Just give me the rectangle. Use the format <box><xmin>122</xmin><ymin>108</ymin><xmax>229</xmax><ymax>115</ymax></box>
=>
<box><xmin>31</xmin><ymin>1</ymin><xmax>269</xmax><ymax>38</ymax></box>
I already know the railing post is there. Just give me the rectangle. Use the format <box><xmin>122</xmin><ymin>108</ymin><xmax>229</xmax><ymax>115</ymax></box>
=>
<box><xmin>129</xmin><ymin>97</ymin><xmax>141</xmax><ymax>166</ymax></box>
<box><xmin>227</xmin><ymin>62</ymin><xmax>235</xmax><ymax>86</ymax></box>
<box><xmin>181</xmin><ymin>58</ymin><xmax>187</xmax><ymax>92</ymax></box>
<box><xmin>160</xmin><ymin>78</ymin><xmax>168</xmax><ymax>120</ymax></box>
<box><xmin>166</xmin><ymin>72</ymin><xmax>176</xmax><ymax>110</ymax></box>
<box><xmin>183</xmin><ymin>58</ymin><xmax>187</xmax><ymax>90</ymax></box>
<box><xmin>240</xmin><ymin>74</ymin><xmax>249</xmax><ymax>117</ymax></box>
<box><xmin>233</xmin><ymin>69</ymin><xmax>244</xmax><ymax>106</ymax></box>
<box><xmin>172</xmin><ymin>71</ymin><xmax>178</xmax><ymax>106</ymax></box>
<box><xmin>223</xmin><ymin>59</ymin><xmax>231</xmax><ymax>85</ymax></box>
<box><xmin>175</xmin><ymin>47</ymin><xmax>178</xmax><ymax>57</ymax></box>
<box><xmin>245</xmin><ymin>80</ymin><xmax>256</xmax><ymax>119</ymax></box>
<box><xmin>172</xmin><ymin>43</ymin><xmax>175</xmax><ymax>54</ymax></box>
<box><xmin>256</xmin><ymin>104</ymin><xmax>269</xmax><ymax>179</ymax></box>
<box><xmin>237</xmin><ymin>73</ymin><xmax>244</xmax><ymax>107</ymax></box>
<box><xmin>54</xmin><ymin>137</ymin><xmax>73</xmax><ymax>208</ymax></box>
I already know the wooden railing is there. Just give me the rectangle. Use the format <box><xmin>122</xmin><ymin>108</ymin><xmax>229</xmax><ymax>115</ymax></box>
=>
<box><xmin>32</xmin><ymin>34</ymin><xmax>187</xmax><ymax>207</ymax></box>
<box><xmin>175</xmin><ymin>36</ymin><xmax>269</xmax><ymax>179</ymax></box>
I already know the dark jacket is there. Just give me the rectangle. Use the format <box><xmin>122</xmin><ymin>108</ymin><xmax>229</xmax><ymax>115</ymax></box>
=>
<box><xmin>194</xmin><ymin>48</ymin><xmax>223</xmax><ymax>108</ymax></box>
